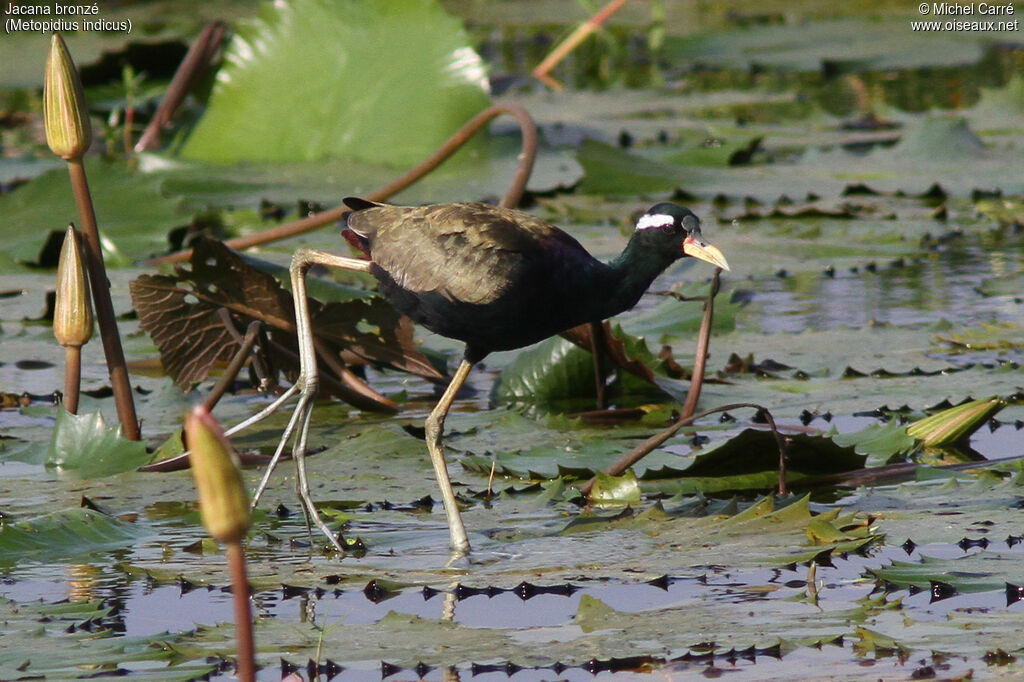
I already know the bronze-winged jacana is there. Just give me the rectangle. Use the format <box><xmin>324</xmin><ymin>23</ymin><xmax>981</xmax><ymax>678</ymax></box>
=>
<box><xmin>232</xmin><ymin>198</ymin><xmax>728</xmax><ymax>558</ymax></box>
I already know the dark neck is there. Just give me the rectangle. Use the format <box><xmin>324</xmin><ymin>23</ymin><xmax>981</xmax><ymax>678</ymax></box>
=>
<box><xmin>589</xmin><ymin>237</ymin><xmax>676</xmax><ymax>320</ymax></box>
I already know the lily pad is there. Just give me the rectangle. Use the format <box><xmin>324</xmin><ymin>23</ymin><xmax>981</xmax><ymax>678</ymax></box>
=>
<box><xmin>179</xmin><ymin>0</ymin><xmax>491</xmax><ymax>167</ymax></box>
<box><xmin>39</xmin><ymin>409</ymin><xmax>153</xmax><ymax>478</ymax></box>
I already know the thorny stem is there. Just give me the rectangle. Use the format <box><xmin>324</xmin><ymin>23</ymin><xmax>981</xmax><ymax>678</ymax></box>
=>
<box><xmin>66</xmin><ymin>158</ymin><xmax>140</xmax><ymax>440</ymax></box>
<box><xmin>62</xmin><ymin>345</ymin><xmax>81</xmax><ymax>414</ymax></box>
<box><xmin>147</xmin><ymin>103</ymin><xmax>538</xmax><ymax>265</ymax></box>
<box><xmin>226</xmin><ymin>541</ymin><xmax>255</xmax><ymax>682</ymax></box>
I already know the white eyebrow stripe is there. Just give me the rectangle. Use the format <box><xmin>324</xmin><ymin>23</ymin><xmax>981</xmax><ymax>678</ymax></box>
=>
<box><xmin>636</xmin><ymin>213</ymin><xmax>674</xmax><ymax>231</ymax></box>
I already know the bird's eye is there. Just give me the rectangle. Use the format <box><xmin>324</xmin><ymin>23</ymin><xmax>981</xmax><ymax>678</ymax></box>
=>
<box><xmin>682</xmin><ymin>215</ymin><xmax>699</xmax><ymax>232</ymax></box>
<box><xmin>660</xmin><ymin>223</ymin><xmax>674</xmax><ymax>235</ymax></box>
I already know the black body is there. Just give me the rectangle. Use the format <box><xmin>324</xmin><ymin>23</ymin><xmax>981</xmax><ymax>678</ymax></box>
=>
<box><xmin>342</xmin><ymin>197</ymin><xmax>713</xmax><ymax>363</ymax></box>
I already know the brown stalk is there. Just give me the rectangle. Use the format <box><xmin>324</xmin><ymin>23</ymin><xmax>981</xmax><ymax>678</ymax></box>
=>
<box><xmin>146</xmin><ymin>102</ymin><xmax>538</xmax><ymax>264</ymax></box>
<box><xmin>63</xmin><ymin>347</ymin><xmax>82</xmax><ymax>414</ymax></box>
<box><xmin>574</xmin><ymin>271</ymin><xmax>798</xmax><ymax>497</ymax></box>
<box><xmin>577</xmin><ymin>402</ymin><xmax>789</xmax><ymax>497</ymax></box>
<box><xmin>576</xmin><ymin>272</ymin><xmax>720</xmax><ymax>496</ymax></box>
<box><xmin>588</xmin><ymin>320</ymin><xmax>609</xmax><ymax>408</ymax></box>
<box><xmin>185</xmin><ymin>405</ymin><xmax>255</xmax><ymax>681</ymax></box>
<box><xmin>226</xmin><ymin>541</ymin><xmax>255</xmax><ymax>682</ymax></box>
<box><xmin>532</xmin><ymin>0</ymin><xmax>628</xmax><ymax>91</ymax></box>
<box><xmin>135</xmin><ymin>21</ymin><xmax>227</xmax><ymax>152</ymax></box>
<box><xmin>66</xmin><ymin>160</ymin><xmax>140</xmax><ymax>440</ymax></box>
<box><xmin>202</xmin><ymin>318</ymin><xmax>262</xmax><ymax>412</ymax></box>
<box><xmin>680</xmin><ymin>270</ymin><xmax>720</xmax><ymax>418</ymax></box>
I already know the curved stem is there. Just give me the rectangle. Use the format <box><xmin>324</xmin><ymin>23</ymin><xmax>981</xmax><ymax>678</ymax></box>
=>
<box><xmin>147</xmin><ymin>103</ymin><xmax>538</xmax><ymax>265</ymax></box>
<box><xmin>680</xmin><ymin>270</ymin><xmax>721</xmax><ymax>419</ymax></box>
<box><xmin>577</xmin><ymin>402</ymin><xmax>789</xmax><ymax>497</ymax></box>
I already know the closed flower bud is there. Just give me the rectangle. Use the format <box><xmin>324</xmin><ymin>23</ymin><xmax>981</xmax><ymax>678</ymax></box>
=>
<box><xmin>54</xmin><ymin>224</ymin><xmax>93</xmax><ymax>348</ymax></box>
<box><xmin>185</xmin><ymin>405</ymin><xmax>251</xmax><ymax>544</ymax></box>
<box><xmin>907</xmin><ymin>396</ymin><xmax>1005</xmax><ymax>447</ymax></box>
<box><xmin>44</xmin><ymin>34</ymin><xmax>93</xmax><ymax>160</ymax></box>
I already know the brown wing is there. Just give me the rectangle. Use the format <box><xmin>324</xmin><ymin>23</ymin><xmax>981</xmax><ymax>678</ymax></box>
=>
<box><xmin>346</xmin><ymin>202</ymin><xmax>591</xmax><ymax>305</ymax></box>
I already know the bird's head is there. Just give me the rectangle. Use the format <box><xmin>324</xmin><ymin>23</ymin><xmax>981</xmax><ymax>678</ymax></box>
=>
<box><xmin>634</xmin><ymin>203</ymin><xmax>730</xmax><ymax>271</ymax></box>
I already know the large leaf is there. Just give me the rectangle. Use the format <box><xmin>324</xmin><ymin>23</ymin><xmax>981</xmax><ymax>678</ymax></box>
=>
<box><xmin>180</xmin><ymin>0</ymin><xmax>490</xmax><ymax>166</ymax></box>
<box><xmin>0</xmin><ymin>507</ymin><xmax>148</xmax><ymax>566</ymax></box>
<box><xmin>576</xmin><ymin>138</ymin><xmax>700</xmax><ymax>196</ymax></box>
<box><xmin>39</xmin><ymin>409</ymin><xmax>153</xmax><ymax>478</ymax></box>
<box><xmin>0</xmin><ymin>159</ymin><xmax>186</xmax><ymax>266</ymax></box>
<box><xmin>492</xmin><ymin>330</ymin><xmax>672</xmax><ymax>406</ymax></box>
<box><xmin>129</xmin><ymin>238</ymin><xmax>441</xmax><ymax>393</ymax></box>
<box><xmin>831</xmin><ymin>419</ymin><xmax>917</xmax><ymax>465</ymax></box>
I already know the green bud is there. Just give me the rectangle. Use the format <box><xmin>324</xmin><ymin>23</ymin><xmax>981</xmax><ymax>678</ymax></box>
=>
<box><xmin>185</xmin><ymin>405</ymin><xmax>251</xmax><ymax>544</ymax></box>
<box><xmin>44</xmin><ymin>34</ymin><xmax>93</xmax><ymax>160</ymax></box>
<box><xmin>54</xmin><ymin>224</ymin><xmax>93</xmax><ymax>348</ymax></box>
<box><xmin>906</xmin><ymin>396</ymin><xmax>1005</xmax><ymax>447</ymax></box>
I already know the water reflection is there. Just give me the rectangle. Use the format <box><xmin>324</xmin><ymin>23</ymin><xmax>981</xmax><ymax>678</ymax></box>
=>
<box><xmin>741</xmin><ymin>245</ymin><xmax>1021</xmax><ymax>334</ymax></box>
<box><xmin>481</xmin><ymin>22</ymin><xmax>1023</xmax><ymax>116</ymax></box>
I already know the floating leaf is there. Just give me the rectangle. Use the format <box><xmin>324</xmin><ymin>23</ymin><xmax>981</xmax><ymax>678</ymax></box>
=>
<box><xmin>0</xmin><ymin>159</ymin><xmax>186</xmax><ymax>265</ymax></box>
<box><xmin>891</xmin><ymin>116</ymin><xmax>987</xmax><ymax>161</ymax></box>
<box><xmin>870</xmin><ymin>551</ymin><xmax>1024</xmax><ymax>594</ymax></box>
<box><xmin>180</xmin><ymin>0</ymin><xmax>490</xmax><ymax>167</ymax></box>
<box><xmin>831</xmin><ymin>419</ymin><xmax>917</xmax><ymax>463</ymax></box>
<box><xmin>665</xmin><ymin>135</ymin><xmax>764</xmax><ymax>167</ymax></box>
<box><xmin>130</xmin><ymin>238</ymin><xmax>441</xmax><ymax>395</ymax></box>
<box><xmin>661</xmin><ymin>18</ymin><xmax>1000</xmax><ymax>72</ymax></box>
<box><xmin>935</xmin><ymin>322</ymin><xmax>1024</xmax><ymax>352</ymax></box>
<box><xmin>494</xmin><ymin>337</ymin><xmax>632</xmax><ymax>406</ymax></box>
<box><xmin>590</xmin><ymin>470</ymin><xmax>642</xmax><ymax>508</ymax></box>
<box><xmin>646</xmin><ymin>429</ymin><xmax>866</xmax><ymax>481</ymax></box>
<box><xmin>576</xmin><ymin>138</ymin><xmax>695</xmax><ymax>196</ymax></box>
<box><xmin>574</xmin><ymin>594</ymin><xmax>619</xmax><ymax>633</ymax></box>
<box><xmin>43</xmin><ymin>409</ymin><xmax>152</xmax><ymax>478</ymax></box>
<box><xmin>0</xmin><ymin>507</ymin><xmax>148</xmax><ymax>565</ymax></box>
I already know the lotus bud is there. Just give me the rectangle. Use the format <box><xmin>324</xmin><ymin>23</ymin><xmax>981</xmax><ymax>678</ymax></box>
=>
<box><xmin>44</xmin><ymin>34</ymin><xmax>93</xmax><ymax>160</ymax></box>
<box><xmin>906</xmin><ymin>396</ymin><xmax>1005</xmax><ymax>447</ymax></box>
<box><xmin>54</xmin><ymin>224</ymin><xmax>93</xmax><ymax>348</ymax></box>
<box><xmin>185</xmin><ymin>405</ymin><xmax>251</xmax><ymax>544</ymax></box>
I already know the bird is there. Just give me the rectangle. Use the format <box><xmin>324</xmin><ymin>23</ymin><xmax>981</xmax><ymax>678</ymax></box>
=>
<box><xmin>236</xmin><ymin>198</ymin><xmax>729</xmax><ymax>559</ymax></box>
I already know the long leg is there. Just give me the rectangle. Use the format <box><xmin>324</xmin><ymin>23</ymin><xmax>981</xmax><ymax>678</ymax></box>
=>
<box><xmin>269</xmin><ymin>248</ymin><xmax>371</xmax><ymax>552</ymax></box>
<box><xmin>424</xmin><ymin>358</ymin><xmax>473</xmax><ymax>557</ymax></box>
